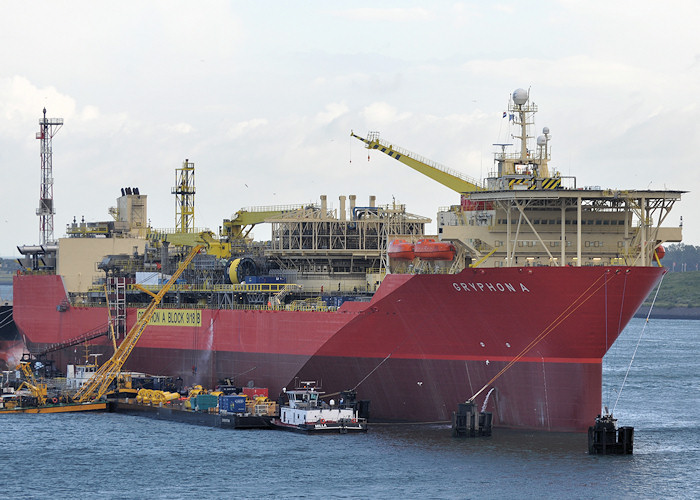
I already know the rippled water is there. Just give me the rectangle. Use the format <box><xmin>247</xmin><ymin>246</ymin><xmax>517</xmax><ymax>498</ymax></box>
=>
<box><xmin>0</xmin><ymin>283</ymin><xmax>11</xmax><ymax>301</ymax></box>
<box><xmin>1</xmin><ymin>319</ymin><xmax>698</xmax><ymax>499</ymax></box>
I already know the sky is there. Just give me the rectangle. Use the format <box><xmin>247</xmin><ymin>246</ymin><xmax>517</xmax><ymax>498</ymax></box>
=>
<box><xmin>1</xmin><ymin>1</ymin><xmax>698</xmax><ymax>257</ymax></box>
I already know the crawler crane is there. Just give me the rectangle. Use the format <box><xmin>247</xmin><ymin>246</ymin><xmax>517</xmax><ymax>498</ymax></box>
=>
<box><xmin>14</xmin><ymin>361</ymin><xmax>48</xmax><ymax>406</ymax></box>
<box><xmin>72</xmin><ymin>245</ymin><xmax>203</xmax><ymax>403</ymax></box>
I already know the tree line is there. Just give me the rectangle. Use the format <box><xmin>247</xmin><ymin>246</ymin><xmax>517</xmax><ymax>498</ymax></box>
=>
<box><xmin>663</xmin><ymin>243</ymin><xmax>700</xmax><ymax>272</ymax></box>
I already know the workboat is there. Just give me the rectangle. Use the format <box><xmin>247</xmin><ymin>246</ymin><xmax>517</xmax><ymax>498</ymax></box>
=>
<box><xmin>10</xmin><ymin>89</ymin><xmax>684</xmax><ymax>431</ymax></box>
<box><xmin>272</xmin><ymin>383</ymin><xmax>367</xmax><ymax>433</ymax></box>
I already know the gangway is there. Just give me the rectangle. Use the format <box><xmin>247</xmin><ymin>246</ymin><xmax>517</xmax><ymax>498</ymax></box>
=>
<box><xmin>72</xmin><ymin>245</ymin><xmax>204</xmax><ymax>403</ymax></box>
<box><xmin>31</xmin><ymin>323</ymin><xmax>110</xmax><ymax>357</ymax></box>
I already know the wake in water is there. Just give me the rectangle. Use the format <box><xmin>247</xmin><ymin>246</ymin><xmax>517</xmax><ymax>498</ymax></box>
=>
<box><xmin>0</xmin><ymin>339</ymin><xmax>26</xmax><ymax>371</ymax></box>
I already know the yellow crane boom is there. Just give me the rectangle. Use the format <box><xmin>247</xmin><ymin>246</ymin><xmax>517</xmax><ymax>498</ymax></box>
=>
<box><xmin>351</xmin><ymin>131</ymin><xmax>483</xmax><ymax>193</ymax></box>
<box><xmin>73</xmin><ymin>245</ymin><xmax>204</xmax><ymax>403</ymax></box>
<box><xmin>222</xmin><ymin>205</ymin><xmax>307</xmax><ymax>241</ymax></box>
<box><xmin>15</xmin><ymin>362</ymin><xmax>48</xmax><ymax>405</ymax></box>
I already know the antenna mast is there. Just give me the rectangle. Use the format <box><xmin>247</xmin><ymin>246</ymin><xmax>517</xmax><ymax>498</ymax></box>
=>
<box><xmin>36</xmin><ymin>108</ymin><xmax>63</xmax><ymax>245</ymax></box>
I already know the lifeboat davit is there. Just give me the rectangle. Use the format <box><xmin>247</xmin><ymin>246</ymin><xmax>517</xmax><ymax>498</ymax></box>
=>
<box><xmin>414</xmin><ymin>239</ymin><xmax>456</xmax><ymax>261</ymax></box>
<box><xmin>388</xmin><ymin>239</ymin><xmax>415</xmax><ymax>260</ymax></box>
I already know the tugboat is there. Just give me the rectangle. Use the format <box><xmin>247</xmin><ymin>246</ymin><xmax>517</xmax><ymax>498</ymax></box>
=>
<box><xmin>272</xmin><ymin>382</ymin><xmax>368</xmax><ymax>433</ymax></box>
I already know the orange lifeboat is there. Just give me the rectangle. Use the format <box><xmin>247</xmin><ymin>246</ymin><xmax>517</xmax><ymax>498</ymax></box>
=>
<box><xmin>654</xmin><ymin>245</ymin><xmax>665</xmax><ymax>260</ymax></box>
<box><xmin>388</xmin><ymin>239</ymin><xmax>415</xmax><ymax>260</ymax></box>
<box><xmin>414</xmin><ymin>239</ymin><xmax>456</xmax><ymax>261</ymax></box>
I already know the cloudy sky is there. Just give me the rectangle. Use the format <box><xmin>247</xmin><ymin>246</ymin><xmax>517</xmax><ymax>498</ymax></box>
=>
<box><xmin>1</xmin><ymin>1</ymin><xmax>697</xmax><ymax>257</ymax></box>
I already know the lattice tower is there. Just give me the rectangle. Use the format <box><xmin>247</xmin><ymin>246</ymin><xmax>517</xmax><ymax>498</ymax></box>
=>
<box><xmin>172</xmin><ymin>159</ymin><xmax>195</xmax><ymax>233</ymax></box>
<box><xmin>36</xmin><ymin>108</ymin><xmax>63</xmax><ymax>244</ymax></box>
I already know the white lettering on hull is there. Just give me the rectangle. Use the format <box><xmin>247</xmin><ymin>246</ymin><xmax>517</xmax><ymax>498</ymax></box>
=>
<box><xmin>451</xmin><ymin>282</ymin><xmax>530</xmax><ymax>293</ymax></box>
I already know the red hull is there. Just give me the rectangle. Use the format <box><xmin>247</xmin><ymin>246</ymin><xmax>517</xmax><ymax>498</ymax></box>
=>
<box><xmin>12</xmin><ymin>266</ymin><xmax>663</xmax><ymax>431</ymax></box>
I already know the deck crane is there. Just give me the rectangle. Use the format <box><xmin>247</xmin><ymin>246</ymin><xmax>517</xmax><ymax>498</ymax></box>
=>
<box><xmin>160</xmin><ymin>206</ymin><xmax>306</xmax><ymax>260</ymax></box>
<box><xmin>72</xmin><ymin>244</ymin><xmax>204</xmax><ymax>403</ymax></box>
<box><xmin>350</xmin><ymin>131</ymin><xmax>484</xmax><ymax>194</ymax></box>
<box><xmin>15</xmin><ymin>361</ymin><xmax>48</xmax><ymax>405</ymax></box>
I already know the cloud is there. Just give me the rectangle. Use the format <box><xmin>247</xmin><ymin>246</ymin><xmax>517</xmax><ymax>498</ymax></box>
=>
<box><xmin>361</xmin><ymin>102</ymin><xmax>413</xmax><ymax>127</ymax></box>
<box><xmin>0</xmin><ymin>76</ymin><xmax>76</xmax><ymax>137</ymax></box>
<box><xmin>166</xmin><ymin>122</ymin><xmax>195</xmax><ymax>134</ymax></box>
<box><xmin>315</xmin><ymin>102</ymin><xmax>349</xmax><ymax>125</ymax></box>
<box><xmin>334</xmin><ymin>7</ymin><xmax>432</xmax><ymax>22</ymax></box>
<box><xmin>0</xmin><ymin>2</ymin><xmax>698</xmax><ymax>255</ymax></box>
<box><xmin>226</xmin><ymin>119</ymin><xmax>269</xmax><ymax>139</ymax></box>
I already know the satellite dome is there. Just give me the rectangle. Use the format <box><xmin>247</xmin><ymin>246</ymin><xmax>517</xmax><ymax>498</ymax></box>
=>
<box><xmin>542</xmin><ymin>127</ymin><xmax>550</xmax><ymax>135</ymax></box>
<box><xmin>537</xmin><ymin>135</ymin><xmax>547</xmax><ymax>146</ymax></box>
<box><xmin>512</xmin><ymin>88</ymin><xmax>528</xmax><ymax>105</ymax></box>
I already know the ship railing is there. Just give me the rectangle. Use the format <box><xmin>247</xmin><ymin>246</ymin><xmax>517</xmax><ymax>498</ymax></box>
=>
<box><xmin>85</xmin><ymin>283</ymin><xmax>297</xmax><ymax>295</ymax></box>
<box><xmin>47</xmin><ymin>377</ymin><xmax>68</xmax><ymax>392</ymax></box>
<box><xmin>148</xmin><ymin>227</ymin><xmax>212</xmax><ymax>237</ymax></box>
<box><xmin>365</xmin><ymin>268</ymin><xmax>387</xmax><ymax>277</ymax></box>
<box><xmin>129</xmin><ymin>283</ymin><xmax>294</xmax><ymax>293</ymax></box>
<box><xmin>71</xmin><ymin>301</ymin><xmax>341</xmax><ymax>313</ymax></box>
<box><xmin>238</xmin><ymin>203</ymin><xmax>308</xmax><ymax>214</ymax></box>
<box><xmin>495</xmin><ymin>151</ymin><xmax>547</xmax><ymax>162</ymax></box>
<box><xmin>15</xmin><ymin>269</ymin><xmax>56</xmax><ymax>276</ymax></box>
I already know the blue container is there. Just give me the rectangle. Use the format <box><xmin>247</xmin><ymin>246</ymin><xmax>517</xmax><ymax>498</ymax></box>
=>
<box><xmin>219</xmin><ymin>395</ymin><xmax>247</xmax><ymax>413</ymax></box>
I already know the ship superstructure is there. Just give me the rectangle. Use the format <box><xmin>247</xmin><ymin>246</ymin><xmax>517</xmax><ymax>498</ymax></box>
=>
<box><xmin>352</xmin><ymin>88</ymin><xmax>683</xmax><ymax>270</ymax></box>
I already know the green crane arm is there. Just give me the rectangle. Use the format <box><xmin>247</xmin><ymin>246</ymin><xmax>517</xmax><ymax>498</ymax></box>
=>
<box><xmin>73</xmin><ymin>245</ymin><xmax>204</xmax><ymax>403</ymax></box>
<box><xmin>351</xmin><ymin>131</ymin><xmax>483</xmax><ymax>193</ymax></box>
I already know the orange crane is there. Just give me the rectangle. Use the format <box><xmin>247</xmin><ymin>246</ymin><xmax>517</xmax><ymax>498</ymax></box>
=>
<box><xmin>72</xmin><ymin>245</ymin><xmax>204</xmax><ymax>403</ymax></box>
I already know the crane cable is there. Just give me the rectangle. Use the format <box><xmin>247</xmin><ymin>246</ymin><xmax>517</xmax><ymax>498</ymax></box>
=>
<box><xmin>612</xmin><ymin>272</ymin><xmax>666</xmax><ymax>414</ymax></box>
<box><xmin>469</xmin><ymin>269</ymin><xmax>620</xmax><ymax>402</ymax></box>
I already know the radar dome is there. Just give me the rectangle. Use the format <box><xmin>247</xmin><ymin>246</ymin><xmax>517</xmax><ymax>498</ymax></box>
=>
<box><xmin>542</xmin><ymin>127</ymin><xmax>550</xmax><ymax>135</ymax></box>
<box><xmin>537</xmin><ymin>135</ymin><xmax>547</xmax><ymax>146</ymax></box>
<box><xmin>512</xmin><ymin>88</ymin><xmax>528</xmax><ymax>105</ymax></box>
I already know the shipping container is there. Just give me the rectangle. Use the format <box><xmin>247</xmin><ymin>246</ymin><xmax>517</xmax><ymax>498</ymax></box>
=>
<box><xmin>194</xmin><ymin>394</ymin><xmax>219</xmax><ymax>411</ymax></box>
<box><xmin>242</xmin><ymin>387</ymin><xmax>268</xmax><ymax>399</ymax></box>
<box><xmin>219</xmin><ymin>395</ymin><xmax>247</xmax><ymax>414</ymax></box>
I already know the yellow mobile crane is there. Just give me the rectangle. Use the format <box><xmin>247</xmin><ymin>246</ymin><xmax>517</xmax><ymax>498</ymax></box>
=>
<box><xmin>351</xmin><ymin>131</ymin><xmax>484</xmax><ymax>194</ymax></box>
<box><xmin>14</xmin><ymin>361</ymin><xmax>48</xmax><ymax>406</ymax></box>
<box><xmin>72</xmin><ymin>245</ymin><xmax>204</xmax><ymax>403</ymax></box>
